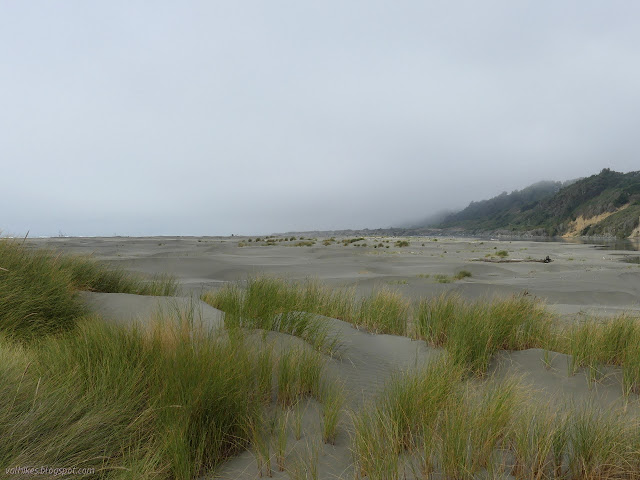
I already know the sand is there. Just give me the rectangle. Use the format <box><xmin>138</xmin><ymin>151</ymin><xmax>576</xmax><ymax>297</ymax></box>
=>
<box><xmin>25</xmin><ymin>235</ymin><xmax>640</xmax><ymax>479</ymax></box>
<box><xmin>29</xmin><ymin>235</ymin><xmax>640</xmax><ymax>317</ymax></box>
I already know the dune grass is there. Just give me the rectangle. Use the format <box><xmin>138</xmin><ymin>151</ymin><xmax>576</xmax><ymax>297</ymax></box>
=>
<box><xmin>274</xmin><ymin>409</ymin><xmax>289</xmax><ymax>472</ymax></box>
<box><xmin>202</xmin><ymin>276</ymin><xmax>411</xmax><ymax>339</ymax></box>
<box><xmin>319</xmin><ymin>379</ymin><xmax>345</xmax><ymax>445</ymax></box>
<box><xmin>276</xmin><ymin>347</ymin><xmax>324</xmax><ymax>407</ymax></box>
<box><xmin>351</xmin><ymin>356</ymin><xmax>466</xmax><ymax>479</ymax></box>
<box><xmin>0</xmin><ymin>301</ymin><xmax>334</xmax><ymax>479</ymax></box>
<box><xmin>357</xmin><ymin>288</ymin><xmax>410</xmax><ymax>335</ymax></box>
<box><xmin>353</xmin><ymin>357</ymin><xmax>640</xmax><ymax>480</ymax></box>
<box><xmin>0</xmin><ymin>315</ymin><xmax>271</xmax><ymax>479</ymax></box>
<box><xmin>204</xmin><ymin>276</ymin><xmax>640</xmax><ymax>392</ymax></box>
<box><xmin>416</xmin><ymin>293</ymin><xmax>551</xmax><ymax>375</ymax></box>
<box><xmin>454</xmin><ymin>269</ymin><xmax>472</xmax><ymax>280</ymax></box>
<box><xmin>0</xmin><ymin>238</ymin><xmax>178</xmax><ymax>339</ymax></box>
<box><xmin>351</xmin><ymin>358</ymin><xmax>521</xmax><ymax>480</ymax></box>
<box><xmin>201</xmin><ymin>276</ymin><xmax>346</xmax><ymax>352</ymax></box>
<box><xmin>0</xmin><ymin>240</ymin><xmax>84</xmax><ymax>339</ymax></box>
<box><xmin>436</xmin><ymin>376</ymin><xmax>522</xmax><ymax>478</ymax></box>
<box><xmin>509</xmin><ymin>402</ymin><xmax>569</xmax><ymax>478</ymax></box>
<box><xmin>99</xmin><ymin>276</ymin><xmax>640</xmax><ymax>478</ymax></box>
<box><xmin>56</xmin><ymin>253</ymin><xmax>179</xmax><ymax>296</ymax></box>
<box><xmin>557</xmin><ymin>314</ymin><xmax>640</xmax><ymax>395</ymax></box>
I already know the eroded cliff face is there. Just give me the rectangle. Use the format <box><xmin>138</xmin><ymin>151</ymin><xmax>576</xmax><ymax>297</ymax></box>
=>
<box><xmin>562</xmin><ymin>204</ymin><xmax>631</xmax><ymax>238</ymax></box>
<box><xmin>630</xmin><ymin>218</ymin><xmax>640</xmax><ymax>238</ymax></box>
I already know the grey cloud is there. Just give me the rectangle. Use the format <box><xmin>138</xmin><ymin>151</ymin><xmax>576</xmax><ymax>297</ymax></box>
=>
<box><xmin>2</xmin><ymin>1</ymin><xmax>639</xmax><ymax>236</ymax></box>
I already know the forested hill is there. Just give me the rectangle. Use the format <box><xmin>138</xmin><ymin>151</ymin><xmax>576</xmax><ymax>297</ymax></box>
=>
<box><xmin>436</xmin><ymin>169</ymin><xmax>640</xmax><ymax>239</ymax></box>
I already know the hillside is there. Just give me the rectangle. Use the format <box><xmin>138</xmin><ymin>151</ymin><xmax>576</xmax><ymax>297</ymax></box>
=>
<box><xmin>436</xmin><ymin>169</ymin><xmax>640</xmax><ymax>239</ymax></box>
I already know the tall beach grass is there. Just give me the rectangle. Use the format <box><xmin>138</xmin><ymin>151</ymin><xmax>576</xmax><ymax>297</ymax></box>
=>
<box><xmin>416</xmin><ymin>293</ymin><xmax>552</xmax><ymax>375</ymax></box>
<box><xmin>559</xmin><ymin>315</ymin><xmax>640</xmax><ymax>395</ymax></box>
<box><xmin>352</xmin><ymin>359</ymin><xmax>640</xmax><ymax>480</ymax></box>
<box><xmin>0</xmin><ymin>308</ymin><xmax>312</xmax><ymax>479</ymax></box>
<box><xmin>201</xmin><ymin>276</ymin><xmax>410</xmax><ymax>340</ymax></box>
<box><xmin>0</xmin><ymin>238</ymin><xmax>178</xmax><ymax>339</ymax></box>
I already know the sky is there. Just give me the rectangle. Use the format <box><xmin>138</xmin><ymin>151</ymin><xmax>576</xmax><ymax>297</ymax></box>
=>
<box><xmin>2</xmin><ymin>2</ymin><xmax>639</xmax><ymax>237</ymax></box>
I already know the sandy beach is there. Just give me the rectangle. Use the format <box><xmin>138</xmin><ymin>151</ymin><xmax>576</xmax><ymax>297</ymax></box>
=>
<box><xmin>24</xmin><ymin>235</ymin><xmax>640</xmax><ymax>479</ymax></box>
<box><xmin>28</xmin><ymin>234</ymin><xmax>640</xmax><ymax>317</ymax></box>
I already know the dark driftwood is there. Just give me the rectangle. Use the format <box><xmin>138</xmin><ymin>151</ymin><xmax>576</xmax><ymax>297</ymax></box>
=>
<box><xmin>471</xmin><ymin>257</ymin><xmax>552</xmax><ymax>264</ymax></box>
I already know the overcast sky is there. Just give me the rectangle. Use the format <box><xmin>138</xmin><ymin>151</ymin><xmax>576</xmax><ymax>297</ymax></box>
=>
<box><xmin>2</xmin><ymin>2</ymin><xmax>639</xmax><ymax>237</ymax></box>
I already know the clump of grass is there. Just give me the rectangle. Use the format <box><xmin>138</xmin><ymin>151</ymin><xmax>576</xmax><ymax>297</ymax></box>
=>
<box><xmin>496</xmin><ymin>250</ymin><xmax>509</xmax><ymax>258</ymax></box>
<box><xmin>394</xmin><ymin>240</ymin><xmax>410</xmax><ymax>247</ymax></box>
<box><xmin>0</xmin><ymin>239</ymin><xmax>84</xmax><ymax>339</ymax></box>
<box><xmin>203</xmin><ymin>275</ymin><xmax>416</xmax><ymax>347</ymax></box>
<box><xmin>415</xmin><ymin>294</ymin><xmax>459</xmax><ymax>345</ymax></box>
<box><xmin>561</xmin><ymin>315</ymin><xmax>640</xmax><ymax>395</ymax></box>
<box><xmin>277</xmin><ymin>349</ymin><xmax>304</xmax><ymax>407</ymax></box>
<box><xmin>341</xmin><ymin>237</ymin><xmax>365</xmax><ymax>246</ymax></box>
<box><xmin>358</xmin><ymin>288</ymin><xmax>410</xmax><ymax>335</ymax></box>
<box><xmin>350</xmin><ymin>336</ymin><xmax>640</xmax><ymax>479</ymax></box>
<box><xmin>0</xmin><ymin>239</ymin><xmax>178</xmax><ymax>340</ymax></box>
<box><xmin>320</xmin><ymin>379</ymin><xmax>345</xmax><ymax>445</ymax></box>
<box><xmin>509</xmin><ymin>402</ymin><xmax>569</xmax><ymax>479</ymax></box>
<box><xmin>437</xmin><ymin>377</ymin><xmax>521</xmax><ymax>478</ymax></box>
<box><xmin>386</xmin><ymin>279</ymin><xmax>408</xmax><ymax>285</ymax></box>
<box><xmin>287</xmin><ymin>440</ymin><xmax>320</xmax><ymax>480</ymax></box>
<box><xmin>247</xmin><ymin>411</ymin><xmax>272</xmax><ymax>477</ymax></box>
<box><xmin>566</xmin><ymin>402</ymin><xmax>635</xmax><ymax>479</ymax></box>
<box><xmin>351</xmin><ymin>407</ymin><xmax>402</xmax><ymax>480</ymax></box>
<box><xmin>277</xmin><ymin>347</ymin><xmax>324</xmax><ymax>407</ymax></box>
<box><xmin>453</xmin><ymin>270</ymin><xmax>472</xmax><ymax>280</ymax></box>
<box><xmin>201</xmin><ymin>276</ymin><xmax>342</xmax><ymax>353</ymax></box>
<box><xmin>431</xmin><ymin>271</ymin><xmax>471</xmax><ymax>283</ymax></box>
<box><xmin>467</xmin><ymin>377</ymin><xmax>521</xmax><ymax>472</ymax></box>
<box><xmin>352</xmin><ymin>357</ymin><xmax>464</xmax><ymax>478</ymax></box>
<box><xmin>437</xmin><ymin>394</ymin><xmax>473</xmax><ymax>477</ymax></box>
<box><xmin>417</xmin><ymin>294</ymin><xmax>551</xmax><ymax>375</ymax></box>
<box><xmin>274</xmin><ymin>409</ymin><xmax>289</xmax><ymax>471</ymax></box>
<box><xmin>255</xmin><ymin>345</ymin><xmax>276</xmax><ymax>404</ymax></box>
<box><xmin>294</xmin><ymin>241</ymin><xmax>315</xmax><ymax>247</ymax></box>
<box><xmin>293</xmin><ymin>402</ymin><xmax>304</xmax><ymax>441</ymax></box>
<box><xmin>621</xmin><ymin>256</ymin><xmax>640</xmax><ymax>264</ymax></box>
<box><xmin>1</xmin><ymin>311</ymin><xmax>273</xmax><ymax>479</ymax></box>
<box><xmin>433</xmin><ymin>274</ymin><xmax>452</xmax><ymax>283</ymax></box>
<box><xmin>57</xmin><ymin>254</ymin><xmax>179</xmax><ymax>296</ymax></box>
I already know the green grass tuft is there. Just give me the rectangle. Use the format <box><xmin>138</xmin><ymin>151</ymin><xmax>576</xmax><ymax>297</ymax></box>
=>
<box><xmin>1</xmin><ymin>312</ymin><xmax>274</xmax><ymax>479</ymax></box>
<box><xmin>417</xmin><ymin>294</ymin><xmax>551</xmax><ymax>375</ymax></box>
<box><xmin>0</xmin><ymin>239</ymin><xmax>178</xmax><ymax>340</ymax></box>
